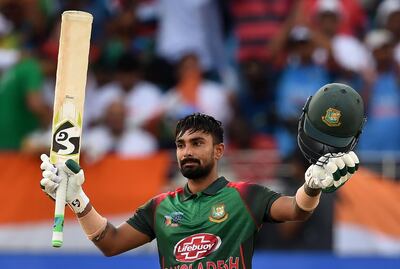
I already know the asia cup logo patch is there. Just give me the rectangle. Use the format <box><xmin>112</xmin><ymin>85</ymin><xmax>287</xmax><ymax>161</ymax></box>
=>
<box><xmin>209</xmin><ymin>203</ymin><xmax>228</xmax><ymax>223</ymax></box>
<box><xmin>322</xmin><ymin>107</ymin><xmax>342</xmax><ymax>127</ymax></box>
<box><xmin>165</xmin><ymin>212</ymin><xmax>184</xmax><ymax>227</ymax></box>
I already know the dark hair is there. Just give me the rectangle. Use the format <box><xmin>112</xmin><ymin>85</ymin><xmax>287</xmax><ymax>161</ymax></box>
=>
<box><xmin>175</xmin><ymin>113</ymin><xmax>224</xmax><ymax>144</ymax></box>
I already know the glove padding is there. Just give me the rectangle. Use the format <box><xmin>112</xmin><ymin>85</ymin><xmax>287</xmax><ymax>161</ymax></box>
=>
<box><xmin>40</xmin><ymin>154</ymin><xmax>89</xmax><ymax>213</ymax></box>
<box><xmin>305</xmin><ymin>151</ymin><xmax>359</xmax><ymax>193</ymax></box>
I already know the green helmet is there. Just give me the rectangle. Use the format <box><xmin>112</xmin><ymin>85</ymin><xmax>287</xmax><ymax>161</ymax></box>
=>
<box><xmin>297</xmin><ymin>83</ymin><xmax>366</xmax><ymax>163</ymax></box>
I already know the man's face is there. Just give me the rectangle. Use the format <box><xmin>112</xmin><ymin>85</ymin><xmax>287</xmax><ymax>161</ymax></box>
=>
<box><xmin>373</xmin><ymin>44</ymin><xmax>394</xmax><ymax>68</ymax></box>
<box><xmin>175</xmin><ymin>130</ymin><xmax>221</xmax><ymax>180</ymax></box>
<box><xmin>387</xmin><ymin>11</ymin><xmax>400</xmax><ymax>38</ymax></box>
<box><xmin>116</xmin><ymin>71</ymin><xmax>138</xmax><ymax>91</ymax></box>
<box><xmin>317</xmin><ymin>12</ymin><xmax>339</xmax><ymax>37</ymax></box>
<box><xmin>104</xmin><ymin>100</ymin><xmax>126</xmax><ymax>136</ymax></box>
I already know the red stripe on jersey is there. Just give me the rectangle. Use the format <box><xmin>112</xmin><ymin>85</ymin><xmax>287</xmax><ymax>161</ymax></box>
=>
<box><xmin>154</xmin><ymin>188</ymin><xmax>184</xmax><ymax>206</ymax></box>
<box><xmin>240</xmin><ymin>245</ymin><xmax>246</xmax><ymax>269</ymax></box>
<box><xmin>227</xmin><ymin>181</ymin><xmax>248</xmax><ymax>192</ymax></box>
<box><xmin>153</xmin><ymin>188</ymin><xmax>184</xmax><ymax>230</ymax></box>
<box><xmin>227</xmin><ymin>182</ymin><xmax>261</xmax><ymax>229</ymax></box>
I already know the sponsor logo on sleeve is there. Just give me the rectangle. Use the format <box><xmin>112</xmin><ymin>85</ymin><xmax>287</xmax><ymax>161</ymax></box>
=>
<box><xmin>173</xmin><ymin>233</ymin><xmax>221</xmax><ymax>262</ymax></box>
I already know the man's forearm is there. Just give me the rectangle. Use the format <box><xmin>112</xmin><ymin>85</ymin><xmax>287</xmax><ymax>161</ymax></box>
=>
<box><xmin>91</xmin><ymin>222</ymin><xmax>120</xmax><ymax>256</ymax></box>
<box><xmin>76</xmin><ymin>203</ymin><xmax>108</xmax><ymax>239</ymax></box>
<box><xmin>291</xmin><ymin>200</ymin><xmax>312</xmax><ymax>221</ymax></box>
<box><xmin>293</xmin><ymin>184</ymin><xmax>322</xmax><ymax>220</ymax></box>
<box><xmin>75</xmin><ymin>202</ymin><xmax>118</xmax><ymax>256</ymax></box>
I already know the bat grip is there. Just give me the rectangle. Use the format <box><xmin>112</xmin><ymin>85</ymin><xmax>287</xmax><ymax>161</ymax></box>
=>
<box><xmin>52</xmin><ymin>177</ymin><xmax>67</xmax><ymax>247</ymax></box>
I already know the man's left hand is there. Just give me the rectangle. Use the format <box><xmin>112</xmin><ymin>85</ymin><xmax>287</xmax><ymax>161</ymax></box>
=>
<box><xmin>305</xmin><ymin>151</ymin><xmax>359</xmax><ymax>193</ymax></box>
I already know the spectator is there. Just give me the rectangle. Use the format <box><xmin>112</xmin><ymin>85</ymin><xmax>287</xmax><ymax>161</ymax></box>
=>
<box><xmin>228</xmin><ymin>60</ymin><xmax>277</xmax><ymax>150</ymax></box>
<box><xmin>303</xmin><ymin>0</ymin><xmax>367</xmax><ymax>37</ymax></box>
<box><xmin>155</xmin><ymin>0</ymin><xmax>227</xmax><ymax>80</ymax></box>
<box><xmin>83</xmin><ymin>100</ymin><xmax>158</xmax><ymax>163</ymax></box>
<box><xmin>229</xmin><ymin>0</ymin><xmax>296</xmax><ymax>100</ymax></box>
<box><xmin>64</xmin><ymin>51</ymin><xmax>163</xmax><ymax>162</ymax></box>
<box><xmin>229</xmin><ymin>0</ymin><xmax>295</xmax><ymax>64</ymax></box>
<box><xmin>275</xmin><ymin>25</ymin><xmax>330</xmax><ymax>158</ymax></box>
<box><xmin>83</xmin><ymin>46</ymin><xmax>121</xmax><ymax>128</ymax></box>
<box><xmin>376</xmin><ymin>0</ymin><xmax>400</xmax><ymax>67</ymax></box>
<box><xmin>161</xmin><ymin>53</ymin><xmax>232</xmax><ymax>147</ymax></box>
<box><xmin>104</xmin><ymin>1</ymin><xmax>138</xmax><ymax>51</ymax></box>
<box><xmin>93</xmin><ymin>52</ymin><xmax>163</xmax><ymax>131</ymax></box>
<box><xmin>0</xmin><ymin>53</ymin><xmax>51</xmax><ymax>150</ymax></box>
<box><xmin>358</xmin><ymin>30</ymin><xmax>400</xmax><ymax>151</ymax></box>
<box><xmin>310</xmin><ymin>0</ymin><xmax>370</xmax><ymax>89</ymax></box>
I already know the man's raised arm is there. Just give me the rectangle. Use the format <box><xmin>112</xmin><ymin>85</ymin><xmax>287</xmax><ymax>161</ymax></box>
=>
<box><xmin>40</xmin><ymin>154</ymin><xmax>151</xmax><ymax>256</ymax></box>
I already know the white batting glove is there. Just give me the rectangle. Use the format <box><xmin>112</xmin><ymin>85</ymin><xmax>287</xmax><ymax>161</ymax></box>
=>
<box><xmin>40</xmin><ymin>154</ymin><xmax>90</xmax><ymax>213</ymax></box>
<box><xmin>305</xmin><ymin>151</ymin><xmax>359</xmax><ymax>193</ymax></box>
<box><xmin>40</xmin><ymin>154</ymin><xmax>60</xmax><ymax>200</ymax></box>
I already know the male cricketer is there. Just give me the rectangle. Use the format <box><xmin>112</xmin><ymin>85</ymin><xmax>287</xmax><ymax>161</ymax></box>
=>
<box><xmin>40</xmin><ymin>83</ymin><xmax>365</xmax><ymax>269</ymax></box>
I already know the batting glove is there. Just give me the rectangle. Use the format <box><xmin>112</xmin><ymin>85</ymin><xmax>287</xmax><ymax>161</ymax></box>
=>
<box><xmin>40</xmin><ymin>154</ymin><xmax>90</xmax><ymax>213</ymax></box>
<box><xmin>305</xmin><ymin>151</ymin><xmax>359</xmax><ymax>193</ymax></box>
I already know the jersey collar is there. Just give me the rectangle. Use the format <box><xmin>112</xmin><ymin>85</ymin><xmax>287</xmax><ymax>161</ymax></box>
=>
<box><xmin>181</xmin><ymin>177</ymin><xmax>228</xmax><ymax>201</ymax></box>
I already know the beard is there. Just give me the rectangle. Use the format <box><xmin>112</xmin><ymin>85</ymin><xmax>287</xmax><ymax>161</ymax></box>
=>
<box><xmin>179</xmin><ymin>157</ymin><xmax>214</xmax><ymax>180</ymax></box>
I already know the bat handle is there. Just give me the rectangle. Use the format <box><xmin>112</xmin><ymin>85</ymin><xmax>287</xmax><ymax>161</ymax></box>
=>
<box><xmin>52</xmin><ymin>176</ymin><xmax>67</xmax><ymax>247</ymax></box>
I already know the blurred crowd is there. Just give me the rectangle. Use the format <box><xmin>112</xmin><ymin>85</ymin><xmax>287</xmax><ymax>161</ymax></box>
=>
<box><xmin>1</xmin><ymin>0</ymin><xmax>400</xmax><ymax>162</ymax></box>
<box><xmin>1</xmin><ymin>0</ymin><xmax>399</xmax><ymax>251</ymax></box>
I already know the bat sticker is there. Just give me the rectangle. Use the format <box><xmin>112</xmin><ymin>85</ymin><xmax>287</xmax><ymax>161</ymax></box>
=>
<box><xmin>52</xmin><ymin>121</ymin><xmax>81</xmax><ymax>155</ymax></box>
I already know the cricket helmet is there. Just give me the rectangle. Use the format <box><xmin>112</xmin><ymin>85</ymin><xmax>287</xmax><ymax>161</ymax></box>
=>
<box><xmin>297</xmin><ymin>83</ymin><xmax>366</xmax><ymax>163</ymax></box>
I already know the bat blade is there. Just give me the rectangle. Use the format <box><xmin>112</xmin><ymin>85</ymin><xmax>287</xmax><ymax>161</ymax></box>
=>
<box><xmin>50</xmin><ymin>10</ymin><xmax>92</xmax><ymax>248</ymax></box>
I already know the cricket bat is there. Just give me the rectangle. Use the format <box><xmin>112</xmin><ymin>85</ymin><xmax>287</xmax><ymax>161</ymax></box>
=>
<box><xmin>50</xmin><ymin>11</ymin><xmax>93</xmax><ymax>248</ymax></box>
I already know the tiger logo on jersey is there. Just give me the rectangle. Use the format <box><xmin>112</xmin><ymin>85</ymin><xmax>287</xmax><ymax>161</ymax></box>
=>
<box><xmin>209</xmin><ymin>203</ymin><xmax>228</xmax><ymax>223</ymax></box>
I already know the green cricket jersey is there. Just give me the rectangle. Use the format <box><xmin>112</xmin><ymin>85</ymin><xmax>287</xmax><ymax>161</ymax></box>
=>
<box><xmin>0</xmin><ymin>57</ymin><xmax>44</xmax><ymax>149</ymax></box>
<box><xmin>127</xmin><ymin>177</ymin><xmax>281</xmax><ymax>269</ymax></box>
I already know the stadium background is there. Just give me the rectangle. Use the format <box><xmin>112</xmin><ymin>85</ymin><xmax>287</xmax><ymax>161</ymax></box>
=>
<box><xmin>0</xmin><ymin>0</ymin><xmax>400</xmax><ymax>268</ymax></box>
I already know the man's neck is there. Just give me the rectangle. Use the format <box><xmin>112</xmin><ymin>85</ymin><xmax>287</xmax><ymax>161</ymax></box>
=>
<box><xmin>187</xmin><ymin>172</ymin><xmax>219</xmax><ymax>194</ymax></box>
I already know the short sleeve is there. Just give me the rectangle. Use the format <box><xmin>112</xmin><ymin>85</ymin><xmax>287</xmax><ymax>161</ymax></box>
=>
<box><xmin>126</xmin><ymin>199</ymin><xmax>156</xmax><ymax>240</ymax></box>
<box><xmin>261</xmin><ymin>188</ymin><xmax>282</xmax><ymax>223</ymax></box>
<box><xmin>235</xmin><ymin>183</ymin><xmax>282</xmax><ymax>226</ymax></box>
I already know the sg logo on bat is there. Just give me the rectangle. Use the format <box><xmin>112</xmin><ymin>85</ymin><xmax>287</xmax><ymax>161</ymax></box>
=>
<box><xmin>52</xmin><ymin>120</ymin><xmax>81</xmax><ymax>155</ymax></box>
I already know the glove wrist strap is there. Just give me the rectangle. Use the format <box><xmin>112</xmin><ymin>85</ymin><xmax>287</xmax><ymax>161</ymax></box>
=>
<box><xmin>68</xmin><ymin>189</ymin><xmax>90</xmax><ymax>214</ymax></box>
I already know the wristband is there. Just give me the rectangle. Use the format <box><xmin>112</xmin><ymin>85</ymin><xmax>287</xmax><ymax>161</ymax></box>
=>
<box><xmin>295</xmin><ymin>185</ymin><xmax>321</xmax><ymax>211</ymax></box>
<box><xmin>78</xmin><ymin>207</ymin><xmax>107</xmax><ymax>240</ymax></box>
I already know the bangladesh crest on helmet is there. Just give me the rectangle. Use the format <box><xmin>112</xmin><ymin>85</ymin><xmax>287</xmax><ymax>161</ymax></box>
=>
<box><xmin>322</xmin><ymin>107</ymin><xmax>342</xmax><ymax>127</ymax></box>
